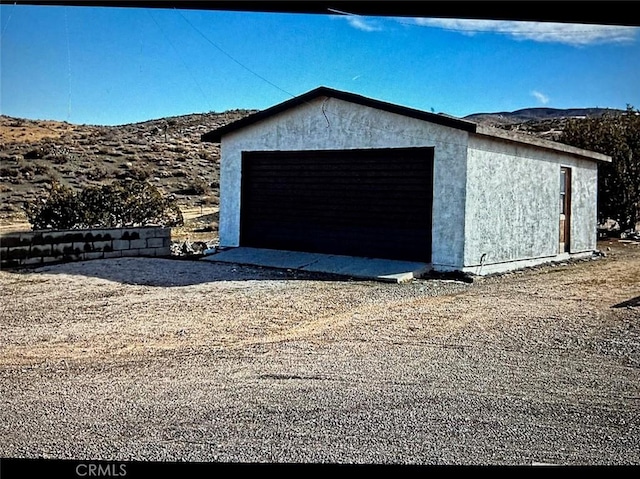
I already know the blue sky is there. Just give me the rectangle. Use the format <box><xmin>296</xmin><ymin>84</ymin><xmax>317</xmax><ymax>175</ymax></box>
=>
<box><xmin>1</xmin><ymin>4</ymin><xmax>639</xmax><ymax>125</ymax></box>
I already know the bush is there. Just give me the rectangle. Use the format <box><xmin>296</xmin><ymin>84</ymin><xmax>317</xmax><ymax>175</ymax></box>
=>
<box><xmin>25</xmin><ymin>181</ymin><xmax>82</xmax><ymax>230</ymax></box>
<box><xmin>560</xmin><ymin>106</ymin><xmax>640</xmax><ymax>230</ymax></box>
<box><xmin>34</xmin><ymin>164</ymin><xmax>52</xmax><ymax>176</ymax></box>
<box><xmin>85</xmin><ymin>166</ymin><xmax>109</xmax><ymax>181</ymax></box>
<box><xmin>183</xmin><ymin>177</ymin><xmax>210</xmax><ymax>195</ymax></box>
<box><xmin>25</xmin><ymin>179</ymin><xmax>184</xmax><ymax>230</ymax></box>
<box><xmin>127</xmin><ymin>165</ymin><xmax>151</xmax><ymax>181</ymax></box>
<box><xmin>0</xmin><ymin>167</ymin><xmax>19</xmax><ymax>178</ymax></box>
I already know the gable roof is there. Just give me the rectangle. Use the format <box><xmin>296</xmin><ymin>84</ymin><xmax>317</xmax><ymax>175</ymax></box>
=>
<box><xmin>201</xmin><ymin>86</ymin><xmax>611</xmax><ymax>163</ymax></box>
<box><xmin>201</xmin><ymin>86</ymin><xmax>476</xmax><ymax>143</ymax></box>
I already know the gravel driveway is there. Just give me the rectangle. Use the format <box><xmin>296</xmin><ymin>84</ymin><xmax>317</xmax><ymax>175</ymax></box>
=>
<box><xmin>1</xmin><ymin>241</ymin><xmax>639</xmax><ymax>465</ymax></box>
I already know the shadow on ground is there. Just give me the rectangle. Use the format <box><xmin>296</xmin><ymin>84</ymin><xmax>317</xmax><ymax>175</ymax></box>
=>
<box><xmin>3</xmin><ymin>257</ymin><xmax>353</xmax><ymax>287</ymax></box>
<box><xmin>612</xmin><ymin>296</ymin><xmax>640</xmax><ymax>309</ymax></box>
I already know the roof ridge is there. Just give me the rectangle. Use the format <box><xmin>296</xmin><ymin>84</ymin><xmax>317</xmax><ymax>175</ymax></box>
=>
<box><xmin>201</xmin><ymin>86</ymin><xmax>477</xmax><ymax>143</ymax></box>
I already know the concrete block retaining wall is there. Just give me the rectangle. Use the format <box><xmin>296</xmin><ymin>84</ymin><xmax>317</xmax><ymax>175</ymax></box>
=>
<box><xmin>0</xmin><ymin>226</ymin><xmax>172</xmax><ymax>268</ymax></box>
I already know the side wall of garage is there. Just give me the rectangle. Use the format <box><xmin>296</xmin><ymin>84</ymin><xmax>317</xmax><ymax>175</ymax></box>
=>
<box><xmin>218</xmin><ymin>96</ymin><xmax>470</xmax><ymax>269</ymax></box>
<box><xmin>463</xmin><ymin>133</ymin><xmax>598</xmax><ymax>274</ymax></box>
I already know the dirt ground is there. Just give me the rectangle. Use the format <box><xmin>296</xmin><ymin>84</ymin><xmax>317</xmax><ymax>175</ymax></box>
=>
<box><xmin>0</xmin><ymin>239</ymin><xmax>638</xmax><ymax>465</ymax></box>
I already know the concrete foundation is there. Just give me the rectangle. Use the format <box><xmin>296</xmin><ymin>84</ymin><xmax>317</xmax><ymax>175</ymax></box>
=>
<box><xmin>203</xmin><ymin>247</ymin><xmax>431</xmax><ymax>283</ymax></box>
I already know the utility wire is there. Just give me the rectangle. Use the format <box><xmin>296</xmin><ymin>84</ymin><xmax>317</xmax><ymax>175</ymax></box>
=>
<box><xmin>64</xmin><ymin>7</ymin><xmax>72</xmax><ymax>121</ymax></box>
<box><xmin>174</xmin><ymin>7</ymin><xmax>546</xmax><ymax>150</ymax></box>
<box><xmin>1</xmin><ymin>2</ymin><xmax>16</xmax><ymax>39</ymax></box>
<box><xmin>173</xmin><ymin>7</ymin><xmax>448</xmax><ymax>144</ymax></box>
<box><xmin>148</xmin><ymin>9</ymin><xmax>214</xmax><ymax>113</ymax></box>
<box><xmin>173</xmin><ymin>7</ymin><xmax>297</xmax><ymax>100</ymax></box>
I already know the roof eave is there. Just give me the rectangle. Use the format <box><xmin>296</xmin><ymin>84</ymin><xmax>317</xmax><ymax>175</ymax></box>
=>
<box><xmin>474</xmin><ymin>125</ymin><xmax>612</xmax><ymax>163</ymax></box>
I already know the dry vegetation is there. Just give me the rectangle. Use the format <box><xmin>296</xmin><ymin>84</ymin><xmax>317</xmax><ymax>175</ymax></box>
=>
<box><xmin>0</xmin><ymin>111</ymin><xmax>254</xmax><ymax>226</ymax></box>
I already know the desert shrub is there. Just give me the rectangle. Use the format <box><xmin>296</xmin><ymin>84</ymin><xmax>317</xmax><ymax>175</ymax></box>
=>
<box><xmin>24</xmin><ymin>149</ymin><xmax>44</xmax><ymax>160</ymax></box>
<box><xmin>186</xmin><ymin>177</ymin><xmax>210</xmax><ymax>195</ymax></box>
<box><xmin>83</xmin><ymin>180</ymin><xmax>183</xmax><ymax>228</ymax></box>
<box><xmin>198</xmin><ymin>150</ymin><xmax>212</xmax><ymax>161</ymax></box>
<box><xmin>25</xmin><ymin>181</ymin><xmax>82</xmax><ymax>230</ymax></box>
<box><xmin>45</xmin><ymin>153</ymin><xmax>69</xmax><ymax>164</ymax></box>
<box><xmin>34</xmin><ymin>164</ymin><xmax>52</xmax><ymax>176</ymax></box>
<box><xmin>85</xmin><ymin>166</ymin><xmax>109</xmax><ymax>181</ymax></box>
<box><xmin>127</xmin><ymin>165</ymin><xmax>151</xmax><ymax>181</ymax></box>
<box><xmin>560</xmin><ymin>106</ymin><xmax>640</xmax><ymax>230</ymax></box>
<box><xmin>25</xmin><ymin>179</ymin><xmax>183</xmax><ymax>230</ymax></box>
<box><xmin>0</xmin><ymin>167</ymin><xmax>19</xmax><ymax>178</ymax></box>
<box><xmin>202</xmin><ymin>195</ymin><xmax>219</xmax><ymax>206</ymax></box>
<box><xmin>17</xmin><ymin>162</ymin><xmax>35</xmax><ymax>176</ymax></box>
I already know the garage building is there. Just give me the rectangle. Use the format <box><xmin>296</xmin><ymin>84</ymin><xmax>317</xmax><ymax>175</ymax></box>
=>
<box><xmin>202</xmin><ymin>86</ymin><xmax>610</xmax><ymax>275</ymax></box>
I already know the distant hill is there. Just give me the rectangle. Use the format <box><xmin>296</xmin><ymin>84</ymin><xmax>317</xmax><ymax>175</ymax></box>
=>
<box><xmin>463</xmin><ymin>107</ymin><xmax>626</xmax><ymax>142</ymax></box>
<box><xmin>0</xmin><ymin>110</ymin><xmax>256</xmax><ymax>224</ymax></box>
<box><xmin>464</xmin><ymin>107</ymin><xmax>624</xmax><ymax>127</ymax></box>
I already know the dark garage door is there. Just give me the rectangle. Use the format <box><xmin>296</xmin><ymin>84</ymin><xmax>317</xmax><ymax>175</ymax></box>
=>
<box><xmin>240</xmin><ymin>147</ymin><xmax>433</xmax><ymax>262</ymax></box>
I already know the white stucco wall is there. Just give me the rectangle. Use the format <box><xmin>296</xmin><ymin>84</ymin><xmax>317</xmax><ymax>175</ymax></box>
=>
<box><xmin>217</xmin><ymin>96</ymin><xmax>601</xmax><ymax>274</ymax></box>
<box><xmin>463</xmin><ymin>134</ymin><xmax>598</xmax><ymax>272</ymax></box>
<box><xmin>218</xmin><ymin>96</ymin><xmax>470</xmax><ymax>269</ymax></box>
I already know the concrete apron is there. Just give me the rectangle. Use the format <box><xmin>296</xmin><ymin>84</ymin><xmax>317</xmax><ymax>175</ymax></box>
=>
<box><xmin>201</xmin><ymin>247</ymin><xmax>430</xmax><ymax>283</ymax></box>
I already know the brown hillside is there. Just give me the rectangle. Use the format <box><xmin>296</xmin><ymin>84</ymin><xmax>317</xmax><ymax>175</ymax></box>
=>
<box><xmin>0</xmin><ymin>111</ymin><xmax>255</xmax><ymax>226</ymax></box>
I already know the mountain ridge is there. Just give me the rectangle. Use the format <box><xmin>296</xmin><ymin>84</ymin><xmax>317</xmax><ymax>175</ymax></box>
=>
<box><xmin>464</xmin><ymin>106</ymin><xmax>624</xmax><ymax>126</ymax></box>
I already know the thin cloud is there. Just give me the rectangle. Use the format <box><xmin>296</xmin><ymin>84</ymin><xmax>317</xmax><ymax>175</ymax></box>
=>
<box><xmin>328</xmin><ymin>10</ymin><xmax>384</xmax><ymax>32</ymax></box>
<box><xmin>409</xmin><ymin>18</ymin><xmax>638</xmax><ymax>46</ymax></box>
<box><xmin>346</xmin><ymin>16</ymin><xmax>383</xmax><ymax>32</ymax></box>
<box><xmin>531</xmin><ymin>90</ymin><xmax>550</xmax><ymax>105</ymax></box>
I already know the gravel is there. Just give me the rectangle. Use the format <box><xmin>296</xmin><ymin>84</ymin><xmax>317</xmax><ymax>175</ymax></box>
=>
<box><xmin>1</xmin><ymin>241</ymin><xmax>639</xmax><ymax>465</ymax></box>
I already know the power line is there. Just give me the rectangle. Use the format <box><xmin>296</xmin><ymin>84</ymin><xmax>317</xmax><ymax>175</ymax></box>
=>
<box><xmin>1</xmin><ymin>2</ymin><xmax>17</xmax><ymax>39</ymax></box>
<box><xmin>171</xmin><ymin>7</ymin><xmax>565</xmax><ymax>151</ymax></box>
<box><xmin>148</xmin><ymin>9</ymin><xmax>214</xmax><ymax>113</ymax></box>
<box><xmin>64</xmin><ymin>6</ymin><xmax>72</xmax><ymax>121</ymax></box>
<box><xmin>173</xmin><ymin>7</ymin><xmax>297</xmax><ymax>100</ymax></box>
<box><xmin>173</xmin><ymin>8</ymin><xmax>463</xmax><ymax>146</ymax></box>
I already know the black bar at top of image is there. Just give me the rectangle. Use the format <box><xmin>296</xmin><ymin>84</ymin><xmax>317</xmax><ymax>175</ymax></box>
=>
<box><xmin>1</xmin><ymin>1</ymin><xmax>638</xmax><ymax>27</ymax></box>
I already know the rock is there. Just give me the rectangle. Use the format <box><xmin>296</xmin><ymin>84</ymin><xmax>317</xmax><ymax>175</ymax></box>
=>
<box><xmin>599</xmin><ymin>218</ymin><xmax>620</xmax><ymax>231</ymax></box>
<box><xmin>191</xmin><ymin>241</ymin><xmax>207</xmax><ymax>254</ymax></box>
<box><xmin>181</xmin><ymin>241</ymin><xmax>195</xmax><ymax>255</ymax></box>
